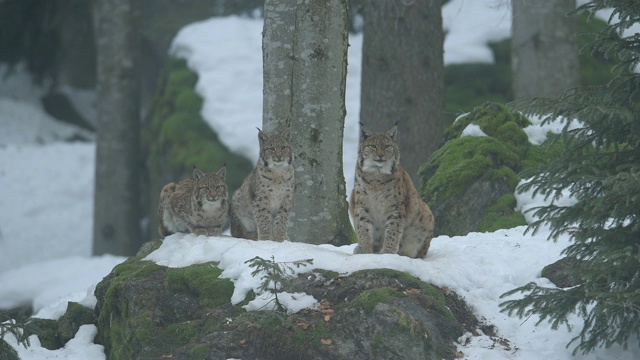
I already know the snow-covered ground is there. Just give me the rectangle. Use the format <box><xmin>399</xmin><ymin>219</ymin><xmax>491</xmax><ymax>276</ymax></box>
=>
<box><xmin>1</xmin><ymin>1</ymin><xmax>639</xmax><ymax>359</ymax></box>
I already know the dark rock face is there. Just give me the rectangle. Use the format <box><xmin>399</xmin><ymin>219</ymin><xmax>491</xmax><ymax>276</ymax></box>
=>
<box><xmin>94</xmin><ymin>251</ymin><xmax>474</xmax><ymax>360</ymax></box>
<box><xmin>541</xmin><ymin>257</ymin><xmax>582</xmax><ymax>288</ymax></box>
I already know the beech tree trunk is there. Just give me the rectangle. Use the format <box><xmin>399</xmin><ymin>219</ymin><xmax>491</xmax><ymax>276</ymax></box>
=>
<box><xmin>359</xmin><ymin>0</ymin><xmax>444</xmax><ymax>185</ymax></box>
<box><xmin>92</xmin><ymin>0</ymin><xmax>142</xmax><ymax>256</ymax></box>
<box><xmin>512</xmin><ymin>0</ymin><xmax>579</xmax><ymax>99</ymax></box>
<box><xmin>262</xmin><ymin>0</ymin><xmax>353</xmax><ymax>245</ymax></box>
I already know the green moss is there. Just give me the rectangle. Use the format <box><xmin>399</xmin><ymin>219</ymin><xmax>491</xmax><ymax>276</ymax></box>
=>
<box><xmin>186</xmin><ymin>344</ymin><xmax>210</xmax><ymax>360</ymax></box>
<box><xmin>57</xmin><ymin>302</ymin><xmax>94</xmax><ymax>343</ymax></box>
<box><xmin>480</xmin><ymin>194</ymin><xmax>527</xmax><ymax>232</ymax></box>
<box><xmin>312</xmin><ymin>269</ymin><xmax>340</xmax><ymax>280</ymax></box>
<box><xmin>95</xmin><ymin>258</ymin><xmax>166</xmax><ymax>360</ymax></box>
<box><xmin>419</xmin><ymin>101</ymin><xmax>561</xmax><ymax>234</ymax></box>
<box><xmin>353</xmin><ymin>288</ymin><xmax>406</xmax><ymax>314</ymax></box>
<box><xmin>25</xmin><ymin>318</ymin><xmax>60</xmax><ymax>350</ymax></box>
<box><xmin>166</xmin><ymin>262</ymin><xmax>234</xmax><ymax>308</ymax></box>
<box><xmin>291</xmin><ymin>321</ymin><xmax>331</xmax><ymax>345</ymax></box>
<box><xmin>419</xmin><ymin>135</ymin><xmax>519</xmax><ymax>209</ymax></box>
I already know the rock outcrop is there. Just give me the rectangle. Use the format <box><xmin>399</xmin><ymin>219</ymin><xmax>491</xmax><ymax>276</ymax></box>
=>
<box><xmin>419</xmin><ymin>101</ymin><xmax>553</xmax><ymax>236</ymax></box>
<box><xmin>93</xmin><ymin>243</ymin><xmax>477</xmax><ymax>360</ymax></box>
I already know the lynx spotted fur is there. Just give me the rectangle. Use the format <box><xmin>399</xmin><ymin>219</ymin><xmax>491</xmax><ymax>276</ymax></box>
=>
<box><xmin>230</xmin><ymin>128</ymin><xmax>294</xmax><ymax>241</ymax></box>
<box><xmin>158</xmin><ymin>166</ymin><xmax>228</xmax><ymax>237</ymax></box>
<box><xmin>350</xmin><ymin>124</ymin><xmax>435</xmax><ymax>258</ymax></box>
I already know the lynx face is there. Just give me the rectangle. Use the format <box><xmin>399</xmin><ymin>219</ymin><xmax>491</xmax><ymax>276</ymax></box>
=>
<box><xmin>259</xmin><ymin>128</ymin><xmax>293</xmax><ymax>168</ymax></box>
<box><xmin>158</xmin><ymin>166</ymin><xmax>229</xmax><ymax>238</ymax></box>
<box><xmin>359</xmin><ymin>126</ymin><xmax>399</xmax><ymax>174</ymax></box>
<box><xmin>194</xmin><ymin>168</ymin><xmax>227</xmax><ymax>205</ymax></box>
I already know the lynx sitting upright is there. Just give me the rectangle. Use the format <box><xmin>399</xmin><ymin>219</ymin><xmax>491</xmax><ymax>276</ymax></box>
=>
<box><xmin>230</xmin><ymin>128</ymin><xmax>294</xmax><ymax>241</ymax></box>
<box><xmin>350</xmin><ymin>123</ymin><xmax>435</xmax><ymax>259</ymax></box>
<box><xmin>158</xmin><ymin>166</ymin><xmax>228</xmax><ymax>237</ymax></box>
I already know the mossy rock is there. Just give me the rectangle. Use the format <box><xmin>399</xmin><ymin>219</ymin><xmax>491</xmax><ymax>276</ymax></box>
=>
<box><xmin>24</xmin><ymin>318</ymin><xmax>61</xmax><ymax>350</ymax></box>
<box><xmin>94</xmin><ymin>255</ymin><xmax>475</xmax><ymax>360</ymax></box>
<box><xmin>142</xmin><ymin>58</ymin><xmax>253</xmax><ymax>241</ymax></box>
<box><xmin>57</xmin><ymin>302</ymin><xmax>95</xmax><ymax>344</ymax></box>
<box><xmin>419</xmin><ymin>101</ymin><xmax>537</xmax><ymax>236</ymax></box>
<box><xmin>13</xmin><ymin>302</ymin><xmax>95</xmax><ymax>351</ymax></box>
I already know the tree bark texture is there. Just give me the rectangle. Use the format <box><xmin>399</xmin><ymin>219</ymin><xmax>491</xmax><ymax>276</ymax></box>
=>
<box><xmin>92</xmin><ymin>0</ymin><xmax>142</xmax><ymax>256</ymax></box>
<box><xmin>359</xmin><ymin>0</ymin><xmax>444</xmax><ymax>185</ymax></box>
<box><xmin>262</xmin><ymin>0</ymin><xmax>354</xmax><ymax>245</ymax></box>
<box><xmin>512</xmin><ymin>0</ymin><xmax>579</xmax><ymax>99</ymax></box>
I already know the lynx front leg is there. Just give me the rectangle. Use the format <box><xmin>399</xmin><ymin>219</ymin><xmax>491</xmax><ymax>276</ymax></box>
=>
<box><xmin>272</xmin><ymin>190</ymin><xmax>292</xmax><ymax>242</ymax></box>
<box><xmin>354</xmin><ymin>208</ymin><xmax>375</xmax><ymax>254</ymax></box>
<box><xmin>273</xmin><ymin>209</ymin><xmax>290</xmax><ymax>242</ymax></box>
<box><xmin>381</xmin><ymin>212</ymin><xmax>403</xmax><ymax>254</ymax></box>
<box><xmin>254</xmin><ymin>203</ymin><xmax>274</xmax><ymax>240</ymax></box>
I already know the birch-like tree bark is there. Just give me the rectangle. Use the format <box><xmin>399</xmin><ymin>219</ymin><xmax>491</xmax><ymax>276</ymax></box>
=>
<box><xmin>262</xmin><ymin>0</ymin><xmax>353</xmax><ymax>245</ymax></box>
<box><xmin>92</xmin><ymin>0</ymin><xmax>142</xmax><ymax>256</ymax></box>
<box><xmin>359</xmin><ymin>0</ymin><xmax>444</xmax><ymax>185</ymax></box>
<box><xmin>512</xmin><ymin>0</ymin><xmax>579</xmax><ymax>99</ymax></box>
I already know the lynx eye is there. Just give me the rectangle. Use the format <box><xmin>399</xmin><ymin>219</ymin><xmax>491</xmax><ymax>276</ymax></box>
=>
<box><xmin>266</xmin><ymin>147</ymin><xmax>275</xmax><ymax>152</ymax></box>
<box><xmin>281</xmin><ymin>146</ymin><xmax>289</xmax><ymax>151</ymax></box>
<box><xmin>385</xmin><ymin>145</ymin><xmax>393</xmax><ymax>150</ymax></box>
<box><xmin>365</xmin><ymin>144</ymin><xmax>376</xmax><ymax>150</ymax></box>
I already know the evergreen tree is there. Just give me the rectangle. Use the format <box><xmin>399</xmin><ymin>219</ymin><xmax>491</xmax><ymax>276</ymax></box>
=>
<box><xmin>500</xmin><ymin>0</ymin><xmax>640</xmax><ymax>354</ymax></box>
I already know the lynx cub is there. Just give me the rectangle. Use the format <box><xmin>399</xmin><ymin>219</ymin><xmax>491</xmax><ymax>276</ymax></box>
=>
<box><xmin>158</xmin><ymin>166</ymin><xmax>229</xmax><ymax>237</ymax></box>
<box><xmin>230</xmin><ymin>128</ymin><xmax>294</xmax><ymax>241</ymax></box>
<box><xmin>350</xmin><ymin>124</ymin><xmax>435</xmax><ymax>258</ymax></box>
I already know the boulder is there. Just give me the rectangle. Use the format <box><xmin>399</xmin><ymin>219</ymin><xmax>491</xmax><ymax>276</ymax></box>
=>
<box><xmin>94</xmin><ymin>244</ymin><xmax>477</xmax><ymax>360</ymax></box>
<box><xmin>419</xmin><ymin>101</ymin><xmax>550</xmax><ymax>236</ymax></box>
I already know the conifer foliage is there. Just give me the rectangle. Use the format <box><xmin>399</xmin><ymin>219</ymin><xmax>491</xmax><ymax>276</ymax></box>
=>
<box><xmin>501</xmin><ymin>0</ymin><xmax>640</xmax><ymax>354</ymax></box>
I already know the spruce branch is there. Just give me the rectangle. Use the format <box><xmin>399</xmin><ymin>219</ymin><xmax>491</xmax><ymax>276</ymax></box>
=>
<box><xmin>245</xmin><ymin>255</ymin><xmax>313</xmax><ymax>312</ymax></box>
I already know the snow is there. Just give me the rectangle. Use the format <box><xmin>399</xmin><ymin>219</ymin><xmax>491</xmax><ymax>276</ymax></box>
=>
<box><xmin>461</xmin><ymin>123</ymin><xmax>488</xmax><ymax>138</ymax></box>
<box><xmin>1</xmin><ymin>1</ymin><xmax>639</xmax><ymax>359</ymax></box>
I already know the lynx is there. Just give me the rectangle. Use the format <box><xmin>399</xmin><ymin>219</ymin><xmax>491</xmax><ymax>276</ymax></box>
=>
<box><xmin>230</xmin><ymin>128</ymin><xmax>294</xmax><ymax>241</ymax></box>
<box><xmin>350</xmin><ymin>123</ymin><xmax>435</xmax><ymax>258</ymax></box>
<box><xmin>158</xmin><ymin>166</ymin><xmax>229</xmax><ymax>237</ymax></box>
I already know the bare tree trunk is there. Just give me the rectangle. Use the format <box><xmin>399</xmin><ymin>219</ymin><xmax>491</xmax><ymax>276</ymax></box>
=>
<box><xmin>512</xmin><ymin>0</ymin><xmax>579</xmax><ymax>99</ymax></box>
<box><xmin>92</xmin><ymin>0</ymin><xmax>142</xmax><ymax>256</ymax></box>
<box><xmin>262</xmin><ymin>0</ymin><xmax>354</xmax><ymax>245</ymax></box>
<box><xmin>359</xmin><ymin>0</ymin><xmax>444</xmax><ymax>185</ymax></box>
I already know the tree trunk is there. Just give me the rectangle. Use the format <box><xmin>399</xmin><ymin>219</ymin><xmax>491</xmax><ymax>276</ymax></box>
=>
<box><xmin>359</xmin><ymin>0</ymin><xmax>444</xmax><ymax>185</ymax></box>
<box><xmin>92</xmin><ymin>0</ymin><xmax>142</xmax><ymax>256</ymax></box>
<box><xmin>262</xmin><ymin>0</ymin><xmax>354</xmax><ymax>245</ymax></box>
<box><xmin>512</xmin><ymin>0</ymin><xmax>579</xmax><ymax>99</ymax></box>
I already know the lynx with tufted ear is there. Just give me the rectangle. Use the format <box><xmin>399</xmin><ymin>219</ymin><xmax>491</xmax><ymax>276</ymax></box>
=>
<box><xmin>230</xmin><ymin>128</ymin><xmax>294</xmax><ymax>242</ymax></box>
<box><xmin>158</xmin><ymin>166</ymin><xmax>228</xmax><ymax>237</ymax></box>
<box><xmin>350</xmin><ymin>124</ymin><xmax>435</xmax><ymax>259</ymax></box>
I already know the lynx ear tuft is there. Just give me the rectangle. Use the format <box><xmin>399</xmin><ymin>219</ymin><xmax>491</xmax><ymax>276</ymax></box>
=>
<box><xmin>360</xmin><ymin>122</ymin><xmax>373</xmax><ymax>141</ymax></box>
<box><xmin>258</xmin><ymin>128</ymin><xmax>269</xmax><ymax>144</ymax></box>
<box><xmin>386</xmin><ymin>124</ymin><xmax>398</xmax><ymax>141</ymax></box>
<box><xmin>216</xmin><ymin>165</ymin><xmax>226</xmax><ymax>179</ymax></box>
<box><xmin>280</xmin><ymin>127</ymin><xmax>291</xmax><ymax>140</ymax></box>
<box><xmin>193</xmin><ymin>167</ymin><xmax>205</xmax><ymax>180</ymax></box>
